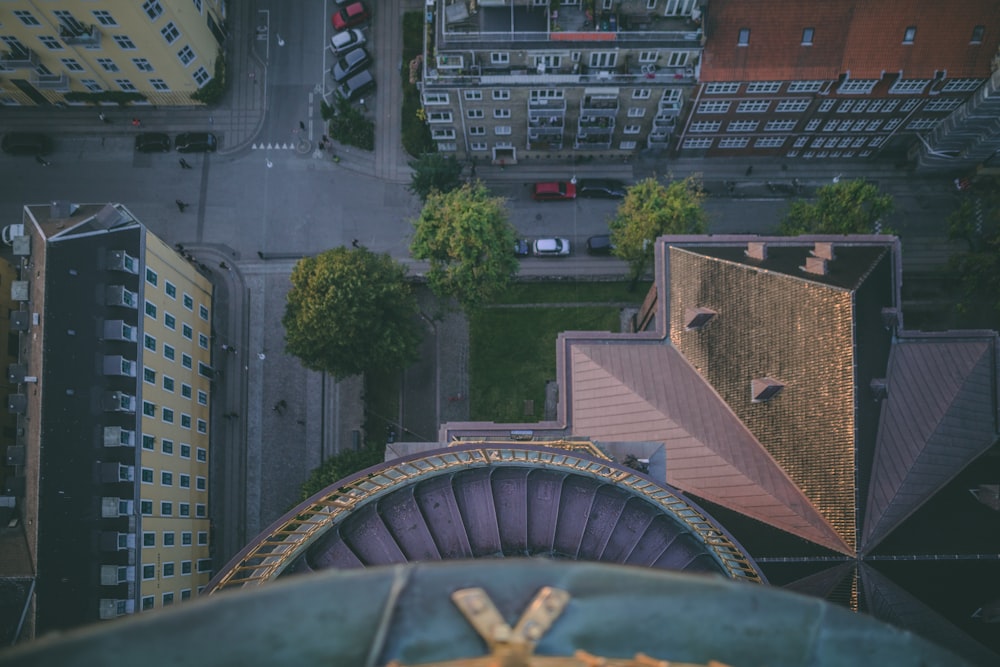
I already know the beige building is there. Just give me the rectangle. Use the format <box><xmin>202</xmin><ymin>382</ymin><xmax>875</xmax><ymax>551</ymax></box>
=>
<box><xmin>0</xmin><ymin>0</ymin><xmax>226</xmax><ymax>106</ymax></box>
<box><xmin>0</xmin><ymin>202</ymin><xmax>215</xmax><ymax>639</ymax></box>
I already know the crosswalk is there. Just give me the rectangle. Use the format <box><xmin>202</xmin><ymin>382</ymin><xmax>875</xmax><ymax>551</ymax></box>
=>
<box><xmin>250</xmin><ymin>142</ymin><xmax>298</xmax><ymax>150</ymax></box>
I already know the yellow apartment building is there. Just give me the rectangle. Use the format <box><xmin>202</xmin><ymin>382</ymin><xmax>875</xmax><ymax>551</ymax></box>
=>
<box><xmin>0</xmin><ymin>0</ymin><xmax>226</xmax><ymax>106</ymax></box>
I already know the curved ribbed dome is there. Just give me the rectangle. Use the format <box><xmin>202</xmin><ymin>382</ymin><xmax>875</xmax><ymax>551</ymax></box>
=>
<box><xmin>209</xmin><ymin>444</ymin><xmax>763</xmax><ymax>592</ymax></box>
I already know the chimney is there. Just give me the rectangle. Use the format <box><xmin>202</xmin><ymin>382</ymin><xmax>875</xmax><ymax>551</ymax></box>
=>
<box><xmin>684</xmin><ymin>307</ymin><xmax>716</xmax><ymax>330</ymax></box>
<box><xmin>802</xmin><ymin>256</ymin><xmax>828</xmax><ymax>275</ymax></box>
<box><xmin>746</xmin><ymin>241</ymin><xmax>767</xmax><ymax>261</ymax></box>
<box><xmin>870</xmin><ymin>378</ymin><xmax>888</xmax><ymax>401</ymax></box>
<box><xmin>812</xmin><ymin>242</ymin><xmax>836</xmax><ymax>261</ymax></box>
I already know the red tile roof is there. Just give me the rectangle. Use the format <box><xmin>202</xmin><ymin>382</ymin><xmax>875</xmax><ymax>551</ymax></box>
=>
<box><xmin>702</xmin><ymin>0</ymin><xmax>1000</xmax><ymax>82</ymax></box>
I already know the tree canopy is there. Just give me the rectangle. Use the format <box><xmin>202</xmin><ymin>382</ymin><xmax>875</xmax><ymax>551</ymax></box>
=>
<box><xmin>778</xmin><ymin>179</ymin><xmax>894</xmax><ymax>236</ymax></box>
<box><xmin>410</xmin><ymin>181</ymin><xmax>520</xmax><ymax>311</ymax></box>
<box><xmin>299</xmin><ymin>443</ymin><xmax>386</xmax><ymax>500</ymax></box>
<box><xmin>609</xmin><ymin>175</ymin><xmax>708</xmax><ymax>284</ymax></box>
<box><xmin>408</xmin><ymin>152</ymin><xmax>464</xmax><ymax>202</ymax></box>
<box><xmin>282</xmin><ymin>247</ymin><xmax>422</xmax><ymax>379</ymax></box>
<box><xmin>947</xmin><ymin>178</ymin><xmax>1000</xmax><ymax>318</ymax></box>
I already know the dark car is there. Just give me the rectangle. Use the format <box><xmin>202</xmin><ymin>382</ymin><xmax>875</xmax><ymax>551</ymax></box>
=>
<box><xmin>331</xmin><ymin>47</ymin><xmax>371</xmax><ymax>83</ymax></box>
<box><xmin>586</xmin><ymin>234</ymin><xmax>615</xmax><ymax>256</ymax></box>
<box><xmin>578</xmin><ymin>179</ymin><xmax>627</xmax><ymax>199</ymax></box>
<box><xmin>532</xmin><ymin>181</ymin><xmax>577</xmax><ymax>201</ymax></box>
<box><xmin>332</xmin><ymin>2</ymin><xmax>369</xmax><ymax>30</ymax></box>
<box><xmin>134</xmin><ymin>132</ymin><xmax>171</xmax><ymax>153</ymax></box>
<box><xmin>514</xmin><ymin>239</ymin><xmax>530</xmax><ymax>257</ymax></box>
<box><xmin>2</xmin><ymin>132</ymin><xmax>53</xmax><ymax>156</ymax></box>
<box><xmin>175</xmin><ymin>132</ymin><xmax>218</xmax><ymax>153</ymax></box>
<box><xmin>337</xmin><ymin>69</ymin><xmax>375</xmax><ymax>102</ymax></box>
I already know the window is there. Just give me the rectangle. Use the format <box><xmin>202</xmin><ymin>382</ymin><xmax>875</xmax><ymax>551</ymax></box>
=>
<box><xmin>143</xmin><ymin>564</ymin><xmax>155</xmax><ymax>580</ymax></box>
<box><xmin>822</xmin><ymin>119</ymin><xmax>841</xmax><ymax>132</ymax></box>
<box><xmin>182</xmin><ymin>561</ymin><xmax>192</xmax><ymax>575</ymax></box>
<box><xmin>805</xmin><ymin>119</ymin><xmax>821</xmax><ymax>131</ymax></box>
<box><xmin>738</xmin><ymin>28</ymin><xmax>750</xmax><ymax>46</ymax></box>
<box><xmin>851</xmin><ymin>119</ymin><xmax>867</xmax><ymax>131</ymax></box>
<box><xmin>870</xmin><ymin>136</ymin><xmax>886</xmax><ymax>147</ymax></box>
<box><xmin>727</xmin><ymin>120</ymin><xmax>758</xmax><ymax>132</ymax></box>
<box><xmin>638</xmin><ymin>51</ymin><xmax>658</xmax><ymax>64</ymax></box>
<box><xmin>199</xmin><ymin>304</ymin><xmax>209</xmax><ymax>320</ymax></box>
<box><xmin>178</xmin><ymin>45</ymin><xmax>196</xmax><ymax>66</ymax></box>
<box><xmin>866</xmin><ymin>119</ymin><xmax>883</xmax><ymax>131</ymax></box>
<box><xmin>903</xmin><ymin>26</ymin><xmax>916</xmax><ymax>44</ymax></box>
<box><xmin>490</xmin><ymin>52</ymin><xmax>509</xmax><ymax>64</ymax></box>
<box><xmin>819</xmin><ymin>99</ymin><xmax>835</xmax><ymax>112</ymax></box>
<box><xmin>179</xmin><ymin>503</ymin><xmax>190</xmax><ymax>517</ymax></box>
<box><xmin>159</xmin><ymin>532</ymin><xmax>173</xmax><ymax>548</ymax></box>
<box><xmin>38</xmin><ymin>36</ymin><xmax>63</xmax><ymax>50</ymax></box>
<box><xmin>196</xmin><ymin>476</ymin><xmax>206</xmax><ymax>491</ymax></box>
<box><xmin>705</xmin><ymin>83</ymin><xmax>740</xmax><ymax>94</ymax></box>
<box><xmin>467</xmin><ymin>109</ymin><xmax>484</xmax><ymax>119</ymax></box>
<box><xmin>97</xmin><ymin>58</ymin><xmax>120</xmax><ymax>73</ymax></box>
<box><xmin>180</xmin><ymin>474</ymin><xmax>191</xmax><ymax>489</ymax></box>
<box><xmin>971</xmin><ymin>25</ymin><xmax>985</xmax><ymax>44</ymax></box>
<box><xmin>197</xmin><ymin>559</ymin><xmax>213</xmax><ymax>573</ymax></box>
<box><xmin>882</xmin><ymin>99</ymin><xmax>899</xmax><ymax>112</ymax></box>
<box><xmin>666</xmin><ymin>52</ymin><xmax>689</xmax><ymax>67</ymax></box>
<box><xmin>141</xmin><ymin>500</ymin><xmax>153</xmax><ymax>515</ymax></box>
<box><xmin>161</xmin><ymin>22</ymin><xmax>180</xmax><ymax>44</ymax></box>
<box><xmin>682</xmin><ymin>137</ymin><xmax>714</xmax><ymax>149</ymax></box>
<box><xmin>162</xmin><ymin>439</ymin><xmax>174</xmax><ymax>455</ymax></box>
<box><xmin>890</xmin><ymin>79</ymin><xmax>929</xmax><ymax>94</ymax></box>
<box><xmin>182</xmin><ymin>354</ymin><xmax>193</xmax><ymax>370</ymax></box>
<box><xmin>198</xmin><ymin>531</ymin><xmax>209</xmax><ymax>546</ymax></box>
<box><xmin>462</xmin><ymin>90</ymin><xmax>481</xmax><ymax>101</ymax></box>
<box><xmin>837</xmin><ymin>100</ymin><xmax>855</xmax><ymax>113</ymax></box>
<box><xmin>737</xmin><ymin>100</ymin><xmax>770</xmax><ymax>113</ymax></box>
<box><xmin>697</xmin><ymin>101</ymin><xmax>730</xmax><ymax>114</ymax></box>
<box><xmin>61</xmin><ymin>58</ymin><xmax>85</xmax><ymax>71</ymax></box>
<box><xmin>145</xmin><ymin>301</ymin><xmax>157</xmax><ymax>319</ymax></box>
<box><xmin>165</xmin><ymin>282</ymin><xmax>177</xmax><ymax>299</ymax></box>
<box><xmin>144</xmin><ymin>368</ymin><xmax>156</xmax><ymax>385</ymax></box>
<box><xmin>838</xmin><ymin>79</ymin><xmax>878</xmax><ymax>94</ymax></box>
<box><xmin>163</xmin><ymin>562</ymin><xmax>175</xmax><ymax>577</ymax></box>
<box><xmin>853</xmin><ymin>137</ymin><xmax>868</xmax><ymax>148</ymax></box>
<box><xmin>181</xmin><ymin>414</ymin><xmax>192</xmax><ymax>429</ymax></box>
<box><xmin>802</xmin><ymin>28</ymin><xmax>814</xmax><ymax>45</ymax></box>
<box><xmin>589</xmin><ymin>52</ymin><xmax>617</xmax><ymax>68</ymax></box>
<box><xmin>633</xmin><ymin>89</ymin><xmax>651</xmax><ymax>99</ymax></box>
<box><xmin>788</xmin><ymin>81</ymin><xmax>824</xmax><ymax>93</ymax></box>
<box><xmin>534</xmin><ymin>55</ymin><xmax>561</xmax><ymax>69</ymax></box>
<box><xmin>942</xmin><ymin>78</ymin><xmax>981</xmax><ymax>92</ymax></box>
<box><xmin>162</xmin><ymin>375</ymin><xmax>174</xmax><ymax>392</ymax></box>
<box><xmin>424</xmin><ymin>92</ymin><xmax>450</xmax><ymax>104</ymax></box>
<box><xmin>197</xmin><ymin>419</ymin><xmax>207</xmax><ymax>434</ymax></box>
<box><xmin>161</xmin><ymin>501</ymin><xmax>173</xmax><ymax>517</ymax></box>
<box><xmin>765</xmin><ymin>120</ymin><xmax>797</xmax><ymax>131</ymax></box>
<box><xmin>624</xmin><ymin>125</ymin><xmax>641</xmax><ymax>135</ymax></box>
<box><xmin>199</xmin><ymin>362</ymin><xmax>213</xmax><ymax>379</ymax></box>
<box><xmin>924</xmin><ymin>98</ymin><xmax>962</xmax><ymax>112</ymax></box>
<box><xmin>627</xmin><ymin>107</ymin><xmax>646</xmax><ymax>118</ymax></box>
<box><xmin>689</xmin><ymin>121</ymin><xmax>721</xmax><ymax>133</ymax></box>
<box><xmin>198</xmin><ymin>333</ymin><xmax>209</xmax><ymax>349</ymax></box>
<box><xmin>197</xmin><ymin>390</ymin><xmax>208</xmax><ymax>406</ymax></box>
<box><xmin>907</xmin><ymin>118</ymin><xmax>937</xmax><ymax>130</ymax></box>
<box><xmin>493</xmin><ymin>108</ymin><xmax>511</xmax><ymax>119</ymax></box>
<box><xmin>181</xmin><ymin>443</ymin><xmax>192</xmax><ymax>459</ymax></box>
<box><xmin>197</xmin><ymin>448</ymin><xmax>207</xmax><ymax>462</ymax></box>
<box><xmin>492</xmin><ymin>89</ymin><xmax>511</xmax><ymax>101</ymax></box>
<box><xmin>901</xmin><ymin>99</ymin><xmax>920</xmax><ymax>112</ymax></box>
<box><xmin>746</xmin><ymin>82</ymin><xmax>781</xmax><ymax>94</ymax></box>
<box><xmin>142</xmin><ymin>596</ymin><xmax>155</xmax><ymax>611</ymax></box>
<box><xmin>193</xmin><ymin>66</ymin><xmax>210</xmax><ymax>86</ymax></box>
<box><xmin>183</xmin><ymin>532</ymin><xmax>193</xmax><ymax>546</ymax></box>
<box><xmin>117</xmin><ymin>79</ymin><xmax>138</xmax><ymax>93</ymax></box>
<box><xmin>143</xmin><ymin>401</ymin><xmax>156</xmax><ymax>417</ymax></box>
<box><xmin>196</xmin><ymin>504</ymin><xmax>206</xmax><ymax>518</ymax></box>
<box><xmin>161</xmin><ymin>471</ymin><xmax>173</xmax><ymax>486</ymax></box>
<box><xmin>470</xmin><ymin>142</ymin><xmax>488</xmax><ymax>151</ymax></box>
<box><xmin>718</xmin><ymin>137</ymin><xmax>750</xmax><ymax>149</ymax></box>
<box><xmin>181</xmin><ymin>590</ymin><xmax>192</xmax><ymax>601</ymax></box>
<box><xmin>143</xmin><ymin>435</ymin><xmax>155</xmax><ymax>451</ymax></box>
<box><xmin>164</xmin><ymin>313</ymin><xmax>176</xmax><ymax>330</ymax></box>
<box><xmin>776</xmin><ymin>99</ymin><xmax>809</xmax><ymax>113</ymax></box>
<box><xmin>14</xmin><ymin>10</ymin><xmax>41</xmax><ymax>26</ymax></box>
<box><xmin>162</xmin><ymin>407</ymin><xmax>174</xmax><ymax>424</ymax></box>
<box><xmin>143</xmin><ymin>0</ymin><xmax>164</xmax><ymax>21</ymax></box>
<box><xmin>182</xmin><ymin>324</ymin><xmax>193</xmax><ymax>340</ymax></box>
<box><xmin>143</xmin><ymin>533</ymin><xmax>156</xmax><ymax>549</ymax></box>
<box><xmin>164</xmin><ymin>344</ymin><xmax>175</xmax><ymax>361</ymax></box>
<box><xmin>469</xmin><ymin>126</ymin><xmax>486</xmax><ymax>136</ymax></box>
<box><xmin>141</xmin><ymin>468</ymin><xmax>154</xmax><ymax>484</ymax></box>
<box><xmin>163</xmin><ymin>593</ymin><xmax>174</xmax><ymax>606</ymax></box>
<box><xmin>133</xmin><ymin>58</ymin><xmax>154</xmax><ymax>72</ymax></box>
<box><xmin>113</xmin><ymin>36</ymin><xmax>137</xmax><ymax>50</ymax></box>
<box><xmin>494</xmin><ymin>126</ymin><xmax>512</xmax><ymax>136</ymax></box>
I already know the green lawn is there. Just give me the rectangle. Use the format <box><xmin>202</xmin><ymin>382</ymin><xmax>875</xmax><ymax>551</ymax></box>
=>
<box><xmin>470</xmin><ymin>305</ymin><xmax>623</xmax><ymax>422</ymax></box>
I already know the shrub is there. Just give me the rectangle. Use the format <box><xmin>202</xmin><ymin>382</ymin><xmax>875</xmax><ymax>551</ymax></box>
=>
<box><xmin>64</xmin><ymin>91</ymin><xmax>146</xmax><ymax>106</ymax></box>
<box><xmin>191</xmin><ymin>50</ymin><xmax>226</xmax><ymax>105</ymax></box>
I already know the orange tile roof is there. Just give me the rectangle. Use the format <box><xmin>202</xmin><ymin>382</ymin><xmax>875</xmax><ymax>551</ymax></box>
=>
<box><xmin>702</xmin><ymin>0</ymin><xmax>1000</xmax><ymax>82</ymax></box>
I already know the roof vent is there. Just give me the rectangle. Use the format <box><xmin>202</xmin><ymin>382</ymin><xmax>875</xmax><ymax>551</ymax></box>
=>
<box><xmin>881</xmin><ymin>307</ymin><xmax>900</xmax><ymax>330</ymax></box>
<box><xmin>870</xmin><ymin>378</ymin><xmax>888</xmax><ymax>401</ymax></box>
<box><xmin>801</xmin><ymin>256</ymin><xmax>827</xmax><ymax>276</ymax></box>
<box><xmin>684</xmin><ymin>307</ymin><xmax>717</xmax><ymax>330</ymax></box>
<box><xmin>751</xmin><ymin>377</ymin><xmax>785</xmax><ymax>403</ymax></box>
<box><xmin>49</xmin><ymin>200</ymin><xmax>80</xmax><ymax>219</ymax></box>
<box><xmin>745</xmin><ymin>242</ymin><xmax>767</xmax><ymax>261</ymax></box>
<box><xmin>811</xmin><ymin>242</ymin><xmax>836</xmax><ymax>261</ymax></box>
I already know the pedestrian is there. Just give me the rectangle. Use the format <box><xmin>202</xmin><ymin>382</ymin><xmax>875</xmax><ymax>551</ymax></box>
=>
<box><xmin>221</xmin><ymin>343</ymin><xmax>230</xmax><ymax>352</ymax></box>
<box><xmin>175</xmin><ymin>243</ymin><xmax>185</xmax><ymax>251</ymax></box>
<box><xmin>131</xmin><ymin>117</ymin><xmax>141</xmax><ymax>128</ymax></box>
<box><xmin>299</xmin><ymin>121</ymin><xmax>306</xmax><ymax>131</ymax></box>
<box><xmin>219</xmin><ymin>261</ymin><xmax>229</xmax><ymax>270</ymax></box>
<box><xmin>35</xmin><ymin>155</ymin><xmax>50</xmax><ymax>166</ymax></box>
<box><xmin>745</xmin><ymin>165</ymin><xmax>753</xmax><ymax>176</ymax></box>
<box><xmin>175</xmin><ymin>199</ymin><xmax>188</xmax><ymax>212</ymax></box>
<box><xmin>322</xmin><ymin>135</ymin><xmax>329</xmax><ymax>143</ymax></box>
<box><xmin>257</xmin><ymin>251</ymin><xmax>265</xmax><ymax>259</ymax></box>
<box><xmin>179</xmin><ymin>158</ymin><xmax>192</xmax><ymax>169</ymax></box>
<box><xmin>352</xmin><ymin>239</ymin><xmax>360</xmax><ymax>248</ymax></box>
<box><xmin>99</xmin><ymin>111</ymin><xmax>109</xmax><ymax>123</ymax></box>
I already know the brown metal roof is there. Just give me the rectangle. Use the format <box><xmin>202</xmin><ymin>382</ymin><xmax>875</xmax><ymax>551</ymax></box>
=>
<box><xmin>568</xmin><ymin>341</ymin><xmax>851</xmax><ymax>554</ymax></box>
<box><xmin>861</xmin><ymin>334</ymin><xmax>999</xmax><ymax>552</ymax></box>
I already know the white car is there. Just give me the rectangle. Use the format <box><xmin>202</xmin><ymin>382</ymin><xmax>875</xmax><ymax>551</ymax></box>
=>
<box><xmin>330</xmin><ymin>28</ymin><xmax>365</xmax><ymax>54</ymax></box>
<box><xmin>532</xmin><ymin>238</ymin><xmax>571</xmax><ymax>257</ymax></box>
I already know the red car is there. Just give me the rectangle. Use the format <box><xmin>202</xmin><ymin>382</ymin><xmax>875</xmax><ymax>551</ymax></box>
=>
<box><xmin>332</xmin><ymin>2</ymin><xmax>370</xmax><ymax>30</ymax></box>
<box><xmin>532</xmin><ymin>181</ymin><xmax>577</xmax><ymax>201</ymax></box>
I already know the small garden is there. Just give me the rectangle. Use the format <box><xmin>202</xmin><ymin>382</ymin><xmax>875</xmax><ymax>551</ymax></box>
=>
<box><xmin>322</xmin><ymin>95</ymin><xmax>375</xmax><ymax>151</ymax></box>
<box><xmin>402</xmin><ymin>11</ymin><xmax>434</xmax><ymax>157</ymax></box>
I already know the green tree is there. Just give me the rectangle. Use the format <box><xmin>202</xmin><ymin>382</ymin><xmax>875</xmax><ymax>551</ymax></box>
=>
<box><xmin>411</xmin><ymin>182</ymin><xmax>520</xmax><ymax>311</ymax></box>
<box><xmin>946</xmin><ymin>179</ymin><xmax>1000</xmax><ymax>317</ymax></box>
<box><xmin>778</xmin><ymin>179</ymin><xmax>894</xmax><ymax>236</ymax></box>
<box><xmin>408</xmin><ymin>152</ymin><xmax>464</xmax><ymax>202</ymax></box>
<box><xmin>282</xmin><ymin>247</ymin><xmax>422</xmax><ymax>379</ymax></box>
<box><xmin>299</xmin><ymin>443</ymin><xmax>386</xmax><ymax>500</ymax></box>
<box><xmin>609</xmin><ymin>175</ymin><xmax>708</xmax><ymax>286</ymax></box>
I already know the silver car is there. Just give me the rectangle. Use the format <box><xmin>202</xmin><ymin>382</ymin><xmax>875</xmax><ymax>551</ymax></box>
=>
<box><xmin>330</xmin><ymin>28</ymin><xmax>365</xmax><ymax>54</ymax></box>
<box><xmin>532</xmin><ymin>238</ymin><xmax>571</xmax><ymax>257</ymax></box>
<box><xmin>331</xmin><ymin>47</ymin><xmax>371</xmax><ymax>83</ymax></box>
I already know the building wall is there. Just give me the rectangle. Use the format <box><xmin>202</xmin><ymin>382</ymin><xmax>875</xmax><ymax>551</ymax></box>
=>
<box><xmin>136</xmin><ymin>232</ymin><xmax>214</xmax><ymax>610</ymax></box>
<box><xmin>0</xmin><ymin>0</ymin><xmax>226</xmax><ymax>106</ymax></box>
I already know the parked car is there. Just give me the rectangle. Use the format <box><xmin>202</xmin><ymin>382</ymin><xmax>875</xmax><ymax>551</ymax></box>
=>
<box><xmin>175</xmin><ymin>132</ymin><xmax>217</xmax><ymax>153</ymax></box>
<box><xmin>532</xmin><ymin>181</ymin><xmax>577</xmax><ymax>201</ymax></box>
<box><xmin>331</xmin><ymin>47</ymin><xmax>371</xmax><ymax>83</ymax></box>
<box><xmin>337</xmin><ymin>69</ymin><xmax>375</xmax><ymax>101</ymax></box>
<box><xmin>134</xmin><ymin>132</ymin><xmax>171</xmax><ymax>153</ymax></box>
<box><xmin>514</xmin><ymin>239</ymin><xmax>530</xmax><ymax>257</ymax></box>
<box><xmin>586</xmin><ymin>235</ymin><xmax>615</xmax><ymax>256</ymax></box>
<box><xmin>332</xmin><ymin>2</ymin><xmax>369</xmax><ymax>30</ymax></box>
<box><xmin>532</xmin><ymin>238</ymin><xmax>571</xmax><ymax>257</ymax></box>
<box><xmin>330</xmin><ymin>28</ymin><xmax>365</xmax><ymax>54</ymax></box>
<box><xmin>2</xmin><ymin>132</ymin><xmax>53</xmax><ymax>156</ymax></box>
<box><xmin>577</xmin><ymin>179</ymin><xmax>627</xmax><ymax>199</ymax></box>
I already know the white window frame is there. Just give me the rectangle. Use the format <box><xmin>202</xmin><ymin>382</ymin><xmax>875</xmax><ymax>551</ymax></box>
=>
<box><xmin>705</xmin><ymin>82</ymin><xmax>740</xmax><ymax>94</ymax></box>
<box><xmin>889</xmin><ymin>79</ymin><xmax>929</xmax><ymax>94</ymax></box>
<box><xmin>775</xmin><ymin>99</ymin><xmax>809</xmax><ymax>113</ymax></box>
<box><xmin>490</xmin><ymin>52</ymin><xmax>509</xmax><ymax>65</ymax></box>
<box><xmin>424</xmin><ymin>92</ymin><xmax>450</xmax><ymax>104</ymax></box>
<box><xmin>638</xmin><ymin>51</ymin><xmax>659</xmax><ymax>64</ymax></box>
<box><xmin>727</xmin><ymin>120</ymin><xmax>758</xmax><ymax>132</ymax></box>
<box><xmin>837</xmin><ymin>79</ymin><xmax>878</xmax><ymax>95</ymax></box>
<box><xmin>697</xmin><ymin>101</ymin><xmax>730</xmax><ymax>114</ymax></box>
<box><xmin>718</xmin><ymin>137</ymin><xmax>750</xmax><ymax>149</ymax></box>
<box><xmin>745</xmin><ymin>82</ymin><xmax>781</xmax><ymax>94</ymax></box>
<box><xmin>689</xmin><ymin>121</ymin><xmax>721</xmax><ymax>133</ymax></box>
<box><xmin>787</xmin><ymin>80</ymin><xmax>824</xmax><ymax>93</ymax></box>
<box><xmin>764</xmin><ymin>119</ymin><xmax>796</xmax><ymax>132</ymax></box>
<box><xmin>682</xmin><ymin>137</ymin><xmax>713</xmax><ymax>149</ymax></box>
<box><xmin>736</xmin><ymin>100</ymin><xmax>770</xmax><ymax>113</ymax></box>
<box><xmin>755</xmin><ymin>136</ymin><xmax>787</xmax><ymax>148</ymax></box>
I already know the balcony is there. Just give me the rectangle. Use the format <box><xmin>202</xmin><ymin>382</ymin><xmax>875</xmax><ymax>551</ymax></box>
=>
<box><xmin>32</xmin><ymin>72</ymin><xmax>70</xmax><ymax>91</ymax></box>
<box><xmin>653</xmin><ymin>114</ymin><xmax>678</xmax><ymax>129</ymax></box>
<box><xmin>528</xmin><ymin>135</ymin><xmax>564</xmax><ymax>151</ymax></box>
<box><xmin>529</xmin><ymin>114</ymin><xmax>565</xmax><ymax>129</ymax></box>
<box><xmin>529</xmin><ymin>126</ymin><xmax>564</xmax><ymax>138</ymax></box>
<box><xmin>581</xmin><ymin>95</ymin><xmax>619</xmax><ymax>117</ymax></box>
<box><xmin>60</xmin><ymin>23</ymin><xmax>101</xmax><ymax>47</ymax></box>
<box><xmin>574</xmin><ymin>134</ymin><xmax>613</xmax><ymax>150</ymax></box>
<box><xmin>648</xmin><ymin>132</ymin><xmax>671</xmax><ymax>149</ymax></box>
<box><xmin>578</xmin><ymin>115</ymin><xmax>615</xmax><ymax>133</ymax></box>
<box><xmin>1</xmin><ymin>47</ymin><xmax>38</xmax><ymax>70</ymax></box>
